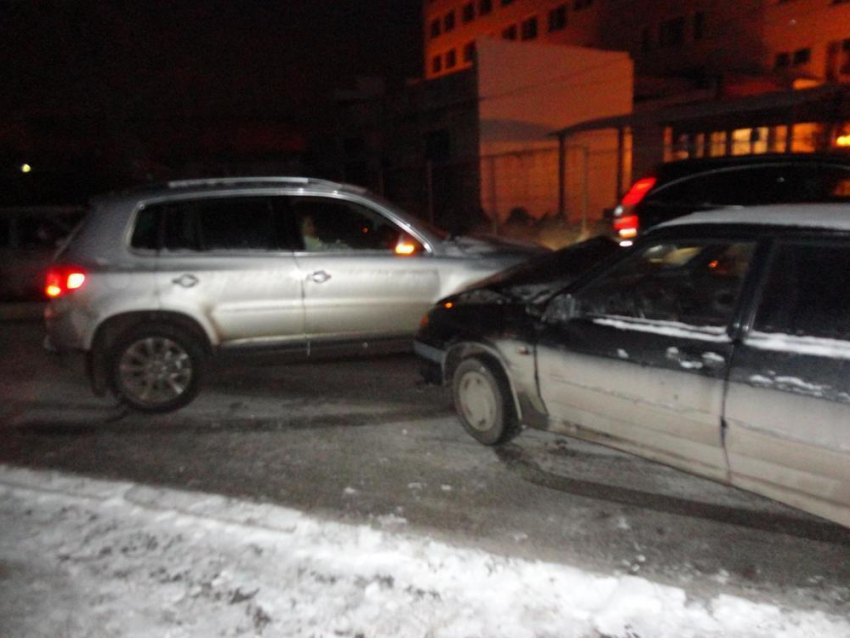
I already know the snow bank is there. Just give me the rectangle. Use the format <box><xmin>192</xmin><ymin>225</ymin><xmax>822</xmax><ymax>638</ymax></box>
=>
<box><xmin>0</xmin><ymin>465</ymin><xmax>847</xmax><ymax>638</ymax></box>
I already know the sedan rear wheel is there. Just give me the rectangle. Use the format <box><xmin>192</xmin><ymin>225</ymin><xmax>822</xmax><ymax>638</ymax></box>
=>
<box><xmin>452</xmin><ymin>357</ymin><xmax>520</xmax><ymax>446</ymax></box>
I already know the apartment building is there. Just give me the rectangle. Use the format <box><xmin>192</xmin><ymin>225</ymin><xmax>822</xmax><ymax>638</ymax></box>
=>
<box><xmin>331</xmin><ymin>1</ymin><xmax>849</xmax><ymax>235</ymax></box>
<box><xmin>424</xmin><ymin>0</ymin><xmax>603</xmax><ymax>79</ymax></box>
<box><xmin>425</xmin><ymin>0</ymin><xmax>850</xmax><ymax>89</ymax></box>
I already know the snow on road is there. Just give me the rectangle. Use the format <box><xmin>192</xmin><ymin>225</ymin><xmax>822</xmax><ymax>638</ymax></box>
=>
<box><xmin>1</xmin><ymin>465</ymin><xmax>847</xmax><ymax>638</ymax></box>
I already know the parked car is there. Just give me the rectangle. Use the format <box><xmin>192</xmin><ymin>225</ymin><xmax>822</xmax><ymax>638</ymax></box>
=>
<box><xmin>44</xmin><ymin>177</ymin><xmax>544</xmax><ymax>413</ymax></box>
<box><xmin>0</xmin><ymin>206</ymin><xmax>85</xmax><ymax>301</ymax></box>
<box><xmin>612</xmin><ymin>153</ymin><xmax>850</xmax><ymax>245</ymax></box>
<box><xmin>415</xmin><ymin>204</ymin><xmax>850</xmax><ymax>528</ymax></box>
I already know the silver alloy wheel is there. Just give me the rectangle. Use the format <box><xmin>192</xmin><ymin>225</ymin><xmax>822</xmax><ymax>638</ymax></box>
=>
<box><xmin>118</xmin><ymin>336</ymin><xmax>193</xmax><ymax>408</ymax></box>
<box><xmin>458</xmin><ymin>369</ymin><xmax>498</xmax><ymax>432</ymax></box>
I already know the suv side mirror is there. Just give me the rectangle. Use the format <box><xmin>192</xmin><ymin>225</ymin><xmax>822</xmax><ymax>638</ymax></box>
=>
<box><xmin>542</xmin><ymin>293</ymin><xmax>577</xmax><ymax>324</ymax></box>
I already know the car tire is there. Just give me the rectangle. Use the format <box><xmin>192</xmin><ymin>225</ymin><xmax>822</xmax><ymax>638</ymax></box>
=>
<box><xmin>107</xmin><ymin>323</ymin><xmax>205</xmax><ymax>413</ymax></box>
<box><xmin>452</xmin><ymin>357</ymin><xmax>521</xmax><ymax>446</ymax></box>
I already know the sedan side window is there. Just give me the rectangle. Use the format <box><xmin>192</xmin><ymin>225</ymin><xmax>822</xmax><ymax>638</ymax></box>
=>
<box><xmin>575</xmin><ymin>239</ymin><xmax>756</xmax><ymax>327</ymax></box>
<box><xmin>754</xmin><ymin>242</ymin><xmax>850</xmax><ymax>340</ymax></box>
<box><xmin>289</xmin><ymin>197</ymin><xmax>423</xmax><ymax>254</ymax></box>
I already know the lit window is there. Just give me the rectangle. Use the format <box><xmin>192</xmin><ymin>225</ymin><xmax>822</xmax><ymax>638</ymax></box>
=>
<box><xmin>548</xmin><ymin>4</ymin><xmax>567</xmax><ymax>31</ymax></box>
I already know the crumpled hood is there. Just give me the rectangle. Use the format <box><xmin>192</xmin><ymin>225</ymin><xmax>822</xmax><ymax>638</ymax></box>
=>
<box><xmin>439</xmin><ymin>234</ymin><xmax>546</xmax><ymax>258</ymax></box>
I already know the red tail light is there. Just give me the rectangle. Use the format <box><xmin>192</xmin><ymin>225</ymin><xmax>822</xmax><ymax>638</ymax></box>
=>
<box><xmin>620</xmin><ymin>177</ymin><xmax>656</xmax><ymax>206</ymax></box>
<box><xmin>45</xmin><ymin>265</ymin><xmax>87</xmax><ymax>298</ymax></box>
<box><xmin>613</xmin><ymin>177</ymin><xmax>656</xmax><ymax>243</ymax></box>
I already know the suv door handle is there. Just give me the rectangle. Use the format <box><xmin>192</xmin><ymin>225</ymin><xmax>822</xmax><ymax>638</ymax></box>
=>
<box><xmin>308</xmin><ymin>270</ymin><xmax>332</xmax><ymax>284</ymax></box>
<box><xmin>172</xmin><ymin>274</ymin><xmax>199</xmax><ymax>288</ymax></box>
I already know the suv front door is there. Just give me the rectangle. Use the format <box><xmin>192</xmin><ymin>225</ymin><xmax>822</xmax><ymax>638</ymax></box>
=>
<box><xmin>280</xmin><ymin>195</ymin><xmax>441</xmax><ymax>345</ymax></box>
<box><xmin>537</xmin><ymin>236</ymin><xmax>757</xmax><ymax>479</ymax></box>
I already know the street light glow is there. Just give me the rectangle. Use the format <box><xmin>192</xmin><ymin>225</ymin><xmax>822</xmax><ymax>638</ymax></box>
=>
<box><xmin>21</xmin><ymin>163</ymin><xmax>32</xmax><ymax>173</ymax></box>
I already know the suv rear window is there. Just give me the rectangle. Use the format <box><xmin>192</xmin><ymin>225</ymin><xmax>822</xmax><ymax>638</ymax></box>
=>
<box><xmin>650</xmin><ymin>165</ymin><xmax>850</xmax><ymax>208</ymax></box>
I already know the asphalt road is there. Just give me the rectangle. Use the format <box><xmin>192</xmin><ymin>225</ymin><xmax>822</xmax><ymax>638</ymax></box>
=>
<box><xmin>1</xmin><ymin>318</ymin><xmax>848</xmax><ymax>616</ymax></box>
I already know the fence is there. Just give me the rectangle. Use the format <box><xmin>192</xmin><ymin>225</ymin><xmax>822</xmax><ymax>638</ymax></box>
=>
<box><xmin>378</xmin><ymin>143</ymin><xmax>616</xmax><ymax>244</ymax></box>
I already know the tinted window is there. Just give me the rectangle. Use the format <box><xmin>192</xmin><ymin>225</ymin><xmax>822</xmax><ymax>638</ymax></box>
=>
<box><xmin>150</xmin><ymin>197</ymin><xmax>278</xmax><ymax>252</ymax></box>
<box><xmin>651</xmin><ymin>165</ymin><xmax>850</xmax><ymax>208</ymax></box>
<box><xmin>754</xmin><ymin>241</ymin><xmax>850</xmax><ymax>340</ymax></box>
<box><xmin>131</xmin><ymin>208</ymin><xmax>159</xmax><ymax>250</ymax></box>
<box><xmin>197</xmin><ymin>198</ymin><xmax>274</xmax><ymax>250</ymax></box>
<box><xmin>288</xmin><ymin>197</ymin><xmax>419</xmax><ymax>253</ymax></box>
<box><xmin>576</xmin><ymin>239</ymin><xmax>756</xmax><ymax>327</ymax></box>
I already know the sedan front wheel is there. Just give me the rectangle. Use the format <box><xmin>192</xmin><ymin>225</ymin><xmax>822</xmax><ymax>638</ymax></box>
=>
<box><xmin>452</xmin><ymin>357</ymin><xmax>521</xmax><ymax>446</ymax></box>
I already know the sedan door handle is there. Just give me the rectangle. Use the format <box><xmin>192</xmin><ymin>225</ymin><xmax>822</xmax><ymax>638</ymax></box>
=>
<box><xmin>308</xmin><ymin>270</ymin><xmax>332</xmax><ymax>284</ymax></box>
<box><xmin>172</xmin><ymin>274</ymin><xmax>199</xmax><ymax>288</ymax></box>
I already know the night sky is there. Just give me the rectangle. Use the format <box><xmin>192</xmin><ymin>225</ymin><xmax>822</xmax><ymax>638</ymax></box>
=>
<box><xmin>0</xmin><ymin>0</ymin><xmax>423</xmax><ymax>199</ymax></box>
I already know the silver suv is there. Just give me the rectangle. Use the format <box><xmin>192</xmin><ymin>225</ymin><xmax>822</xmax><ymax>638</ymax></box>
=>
<box><xmin>45</xmin><ymin>177</ymin><xmax>541</xmax><ymax>413</ymax></box>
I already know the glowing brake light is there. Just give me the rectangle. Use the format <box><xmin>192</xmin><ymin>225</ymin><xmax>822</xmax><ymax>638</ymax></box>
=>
<box><xmin>620</xmin><ymin>177</ymin><xmax>656</xmax><ymax>207</ymax></box>
<box><xmin>45</xmin><ymin>266</ymin><xmax>87</xmax><ymax>298</ymax></box>
<box><xmin>613</xmin><ymin>214</ymin><xmax>639</xmax><ymax>240</ymax></box>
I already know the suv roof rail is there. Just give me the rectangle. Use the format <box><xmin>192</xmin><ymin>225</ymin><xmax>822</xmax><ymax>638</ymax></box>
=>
<box><xmin>166</xmin><ymin>176</ymin><xmax>346</xmax><ymax>190</ymax></box>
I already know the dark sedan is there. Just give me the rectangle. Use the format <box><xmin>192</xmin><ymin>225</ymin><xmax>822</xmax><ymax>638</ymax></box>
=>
<box><xmin>415</xmin><ymin>205</ymin><xmax>850</xmax><ymax>528</ymax></box>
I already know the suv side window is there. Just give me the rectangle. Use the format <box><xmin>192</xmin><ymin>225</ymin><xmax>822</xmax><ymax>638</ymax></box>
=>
<box><xmin>287</xmin><ymin>196</ymin><xmax>421</xmax><ymax>253</ymax></box>
<box><xmin>575</xmin><ymin>239</ymin><xmax>756</xmax><ymax>327</ymax></box>
<box><xmin>134</xmin><ymin>197</ymin><xmax>280</xmax><ymax>252</ymax></box>
<box><xmin>753</xmin><ymin>241</ymin><xmax>850</xmax><ymax>340</ymax></box>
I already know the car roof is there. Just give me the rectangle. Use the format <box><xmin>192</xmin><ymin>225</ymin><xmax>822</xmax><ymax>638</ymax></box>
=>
<box><xmin>93</xmin><ymin>176</ymin><xmax>367</xmax><ymax>205</ymax></box>
<box><xmin>657</xmin><ymin>204</ymin><xmax>850</xmax><ymax>233</ymax></box>
<box><xmin>651</xmin><ymin>153</ymin><xmax>850</xmax><ymax>182</ymax></box>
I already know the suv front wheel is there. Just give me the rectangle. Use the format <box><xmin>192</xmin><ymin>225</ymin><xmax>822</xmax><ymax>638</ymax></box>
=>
<box><xmin>107</xmin><ymin>323</ymin><xmax>206</xmax><ymax>413</ymax></box>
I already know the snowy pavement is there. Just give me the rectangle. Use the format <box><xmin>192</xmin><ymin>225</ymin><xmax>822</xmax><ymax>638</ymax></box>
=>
<box><xmin>1</xmin><ymin>465</ymin><xmax>849</xmax><ymax>638</ymax></box>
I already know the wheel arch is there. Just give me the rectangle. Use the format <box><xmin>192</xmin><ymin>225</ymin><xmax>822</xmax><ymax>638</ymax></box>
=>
<box><xmin>88</xmin><ymin>311</ymin><xmax>213</xmax><ymax>396</ymax></box>
<box><xmin>445</xmin><ymin>341</ymin><xmax>523</xmax><ymax>424</ymax></box>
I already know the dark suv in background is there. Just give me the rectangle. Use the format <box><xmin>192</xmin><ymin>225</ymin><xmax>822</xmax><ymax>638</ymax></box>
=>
<box><xmin>612</xmin><ymin>153</ymin><xmax>850</xmax><ymax>245</ymax></box>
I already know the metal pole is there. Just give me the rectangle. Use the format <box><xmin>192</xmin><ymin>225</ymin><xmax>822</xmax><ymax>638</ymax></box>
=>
<box><xmin>616</xmin><ymin>127</ymin><xmax>624</xmax><ymax>199</ymax></box>
<box><xmin>582</xmin><ymin>145</ymin><xmax>589</xmax><ymax>237</ymax></box>
<box><xmin>489</xmin><ymin>156</ymin><xmax>499</xmax><ymax>235</ymax></box>
<box><xmin>558</xmin><ymin>135</ymin><xmax>566</xmax><ymax>221</ymax></box>
<box><xmin>426</xmin><ymin>160</ymin><xmax>434</xmax><ymax>225</ymax></box>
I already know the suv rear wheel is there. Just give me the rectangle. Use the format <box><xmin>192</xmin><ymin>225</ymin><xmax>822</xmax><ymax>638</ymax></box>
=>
<box><xmin>108</xmin><ymin>323</ymin><xmax>205</xmax><ymax>413</ymax></box>
<box><xmin>452</xmin><ymin>357</ymin><xmax>521</xmax><ymax>446</ymax></box>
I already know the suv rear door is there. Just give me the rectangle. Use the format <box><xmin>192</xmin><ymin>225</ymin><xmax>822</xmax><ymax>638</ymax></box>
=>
<box><xmin>137</xmin><ymin>195</ymin><xmax>305</xmax><ymax>348</ymax></box>
<box><xmin>725</xmin><ymin>237</ymin><xmax>850</xmax><ymax>526</ymax></box>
